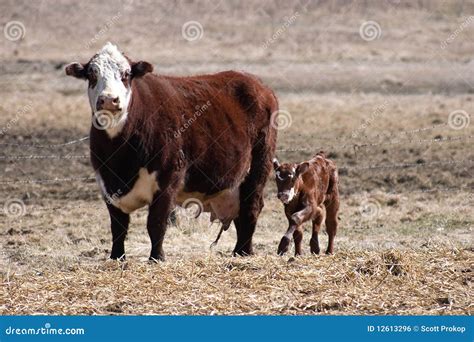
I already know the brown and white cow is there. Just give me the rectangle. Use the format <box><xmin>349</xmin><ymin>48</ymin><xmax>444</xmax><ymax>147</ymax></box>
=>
<box><xmin>273</xmin><ymin>152</ymin><xmax>339</xmax><ymax>256</ymax></box>
<box><xmin>65</xmin><ymin>43</ymin><xmax>278</xmax><ymax>261</ymax></box>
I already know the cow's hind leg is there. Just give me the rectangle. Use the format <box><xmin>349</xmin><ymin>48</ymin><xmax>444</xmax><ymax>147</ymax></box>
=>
<box><xmin>233</xmin><ymin>177</ymin><xmax>265</xmax><ymax>256</ymax></box>
<box><xmin>233</xmin><ymin>130</ymin><xmax>275</xmax><ymax>256</ymax></box>
<box><xmin>107</xmin><ymin>204</ymin><xmax>130</xmax><ymax>260</ymax></box>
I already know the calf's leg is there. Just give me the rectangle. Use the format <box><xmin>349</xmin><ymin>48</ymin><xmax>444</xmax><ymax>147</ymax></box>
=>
<box><xmin>310</xmin><ymin>207</ymin><xmax>324</xmax><ymax>255</ymax></box>
<box><xmin>278</xmin><ymin>205</ymin><xmax>313</xmax><ymax>256</ymax></box>
<box><xmin>278</xmin><ymin>222</ymin><xmax>296</xmax><ymax>256</ymax></box>
<box><xmin>293</xmin><ymin>226</ymin><xmax>304</xmax><ymax>256</ymax></box>
<box><xmin>325</xmin><ymin>200</ymin><xmax>339</xmax><ymax>255</ymax></box>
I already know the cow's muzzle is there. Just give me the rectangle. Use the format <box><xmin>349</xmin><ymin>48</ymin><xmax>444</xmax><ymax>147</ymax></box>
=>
<box><xmin>96</xmin><ymin>95</ymin><xmax>121</xmax><ymax>112</ymax></box>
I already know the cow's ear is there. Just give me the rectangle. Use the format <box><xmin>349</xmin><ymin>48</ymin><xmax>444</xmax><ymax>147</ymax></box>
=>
<box><xmin>272</xmin><ymin>158</ymin><xmax>280</xmax><ymax>170</ymax></box>
<box><xmin>131</xmin><ymin>61</ymin><xmax>153</xmax><ymax>78</ymax></box>
<box><xmin>65</xmin><ymin>62</ymin><xmax>87</xmax><ymax>80</ymax></box>
<box><xmin>295</xmin><ymin>162</ymin><xmax>309</xmax><ymax>178</ymax></box>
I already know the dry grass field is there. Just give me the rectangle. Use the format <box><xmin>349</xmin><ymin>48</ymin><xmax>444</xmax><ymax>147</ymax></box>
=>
<box><xmin>0</xmin><ymin>0</ymin><xmax>473</xmax><ymax>315</ymax></box>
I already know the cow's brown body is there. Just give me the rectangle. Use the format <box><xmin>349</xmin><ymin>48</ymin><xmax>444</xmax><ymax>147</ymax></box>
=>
<box><xmin>273</xmin><ymin>152</ymin><xmax>339</xmax><ymax>256</ymax></box>
<box><xmin>89</xmin><ymin>69</ymin><xmax>278</xmax><ymax>260</ymax></box>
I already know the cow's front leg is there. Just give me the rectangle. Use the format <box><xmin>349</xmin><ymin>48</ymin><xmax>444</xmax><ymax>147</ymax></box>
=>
<box><xmin>147</xmin><ymin>191</ymin><xmax>174</xmax><ymax>262</ymax></box>
<box><xmin>107</xmin><ymin>204</ymin><xmax>130</xmax><ymax>260</ymax></box>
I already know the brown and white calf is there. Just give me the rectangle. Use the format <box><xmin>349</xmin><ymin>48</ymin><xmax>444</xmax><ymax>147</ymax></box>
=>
<box><xmin>273</xmin><ymin>152</ymin><xmax>339</xmax><ymax>256</ymax></box>
<box><xmin>65</xmin><ymin>43</ymin><xmax>278</xmax><ymax>261</ymax></box>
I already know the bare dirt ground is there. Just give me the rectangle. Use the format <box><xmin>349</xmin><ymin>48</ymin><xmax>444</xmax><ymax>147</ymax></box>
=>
<box><xmin>0</xmin><ymin>0</ymin><xmax>473</xmax><ymax>315</ymax></box>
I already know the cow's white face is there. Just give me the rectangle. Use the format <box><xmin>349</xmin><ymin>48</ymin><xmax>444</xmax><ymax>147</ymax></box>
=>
<box><xmin>87</xmin><ymin>43</ymin><xmax>132</xmax><ymax>120</ymax></box>
<box><xmin>65</xmin><ymin>42</ymin><xmax>153</xmax><ymax>138</ymax></box>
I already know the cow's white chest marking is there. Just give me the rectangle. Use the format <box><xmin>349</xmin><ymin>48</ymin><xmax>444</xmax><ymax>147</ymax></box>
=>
<box><xmin>110</xmin><ymin>168</ymin><xmax>159</xmax><ymax>214</ymax></box>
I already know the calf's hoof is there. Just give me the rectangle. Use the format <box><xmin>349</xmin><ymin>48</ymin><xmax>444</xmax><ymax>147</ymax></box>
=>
<box><xmin>310</xmin><ymin>241</ymin><xmax>320</xmax><ymax>255</ymax></box>
<box><xmin>277</xmin><ymin>236</ymin><xmax>290</xmax><ymax>256</ymax></box>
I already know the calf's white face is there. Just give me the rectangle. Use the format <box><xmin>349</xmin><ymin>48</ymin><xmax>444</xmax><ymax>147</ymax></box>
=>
<box><xmin>65</xmin><ymin>42</ymin><xmax>153</xmax><ymax>137</ymax></box>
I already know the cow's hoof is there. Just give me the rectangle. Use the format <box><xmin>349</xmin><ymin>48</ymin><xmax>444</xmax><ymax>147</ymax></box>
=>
<box><xmin>233</xmin><ymin>244</ymin><xmax>254</xmax><ymax>257</ymax></box>
<box><xmin>232</xmin><ymin>249</ymin><xmax>254</xmax><ymax>257</ymax></box>
<box><xmin>110</xmin><ymin>254</ymin><xmax>126</xmax><ymax>261</ymax></box>
<box><xmin>148</xmin><ymin>255</ymin><xmax>165</xmax><ymax>263</ymax></box>
<box><xmin>277</xmin><ymin>237</ymin><xmax>290</xmax><ymax>256</ymax></box>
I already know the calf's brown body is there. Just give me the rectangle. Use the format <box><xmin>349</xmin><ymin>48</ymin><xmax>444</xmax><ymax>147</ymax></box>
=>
<box><xmin>273</xmin><ymin>152</ymin><xmax>339</xmax><ymax>256</ymax></box>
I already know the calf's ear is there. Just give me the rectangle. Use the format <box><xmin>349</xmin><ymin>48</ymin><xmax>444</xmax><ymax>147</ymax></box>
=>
<box><xmin>65</xmin><ymin>62</ymin><xmax>87</xmax><ymax>80</ymax></box>
<box><xmin>295</xmin><ymin>162</ymin><xmax>309</xmax><ymax>178</ymax></box>
<box><xmin>272</xmin><ymin>158</ymin><xmax>280</xmax><ymax>170</ymax></box>
<box><xmin>131</xmin><ymin>61</ymin><xmax>153</xmax><ymax>78</ymax></box>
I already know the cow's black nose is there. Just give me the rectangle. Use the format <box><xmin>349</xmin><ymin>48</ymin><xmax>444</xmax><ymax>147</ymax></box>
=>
<box><xmin>97</xmin><ymin>95</ymin><xmax>121</xmax><ymax>112</ymax></box>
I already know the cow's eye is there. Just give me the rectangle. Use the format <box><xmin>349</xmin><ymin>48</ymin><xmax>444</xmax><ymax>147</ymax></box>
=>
<box><xmin>121</xmin><ymin>71</ymin><xmax>130</xmax><ymax>82</ymax></box>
